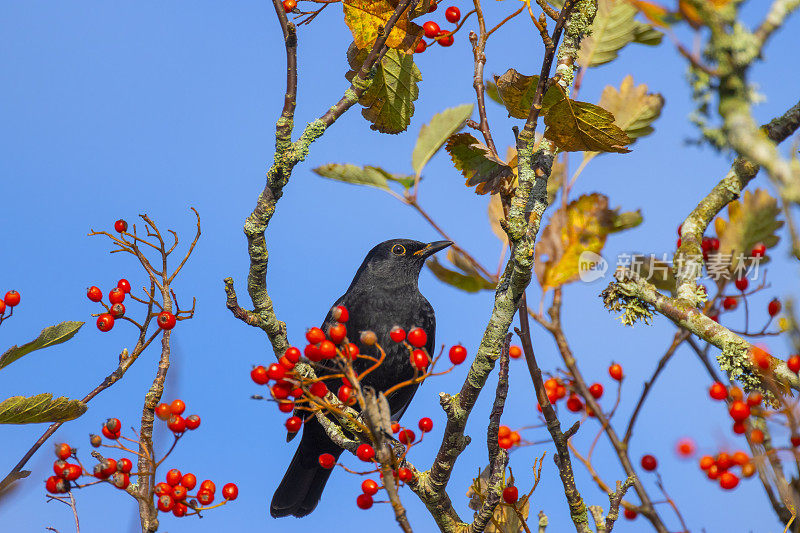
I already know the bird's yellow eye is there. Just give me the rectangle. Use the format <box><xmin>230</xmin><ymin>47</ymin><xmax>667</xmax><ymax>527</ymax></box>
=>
<box><xmin>391</xmin><ymin>244</ymin><xmax>406</xmax><ymax>255</ymax></box>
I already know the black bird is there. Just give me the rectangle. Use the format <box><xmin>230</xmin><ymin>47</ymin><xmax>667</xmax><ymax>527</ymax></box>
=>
<box><xmin>270</xmin><ymin>238</ymin><xmax>452</xmax><ymax>518</ymax></box>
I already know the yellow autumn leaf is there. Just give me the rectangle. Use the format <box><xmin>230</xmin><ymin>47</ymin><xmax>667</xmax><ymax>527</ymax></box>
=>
<box><xmin>343</xmin><ymin>0</ymin><xmax>423</xmax><ymax>55</ymax></box>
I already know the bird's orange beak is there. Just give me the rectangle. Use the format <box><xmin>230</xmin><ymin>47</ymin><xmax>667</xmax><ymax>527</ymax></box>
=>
<box><xmin>414</xmin><ymin>240</ymin><xmax>453</xmax><ymax>257</ymax></box>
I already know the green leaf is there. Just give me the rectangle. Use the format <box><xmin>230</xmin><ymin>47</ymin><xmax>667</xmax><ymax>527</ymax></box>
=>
<box><xmin>313</xmin><ymin>164</ymin><xmax>414</xmax><ymax>191</ymax></box>
<box><xmin>596</xmin><ymin>75</ymin><xmax>664</xmax><ymax>143</ymax></box>
<box><xmin>0</xmin><ymin>393</ymin><xmax>87</xmax><ymax>424</ymax></box>
<box><xmin>0</xmin><ymin>321</ymin><xmax>84</xmax><ymax>371</ymax></box>
<box><xmin>346</xmin><ymin>45</ymin><xmax>422</xmax><ymax>134</ymax></box>
<box><xmin>543</xmin><ymin>97</ymin><xmax>632</xmax><ymax>153</ymax></box>
<box><xmin>426</xmin><ymin>257</ymin><xmax>494</xmax><ymax>293</ymax></box>
<box><xmin>715</xmin><ymin>189</ymin><xmax>783</xmax><ymax>263</ymax></box>
<box><xmin>493</xmin><ymin>69</ymin><xmax>562</xmax><ymax>119</ymax></box>
<box><xmin>446</xmin><ymin>133</ymin><xmax>514</xmax><ymax>195</ymax></box>
<box><xmin>411</xmin><ymin>103</ymin><xmax>474</xmax><ymax>176</ymax></box>
<box><xmin>578</xmin><ymin>0</ymin><xmax>663</xmax><ymax>68</ymax></box>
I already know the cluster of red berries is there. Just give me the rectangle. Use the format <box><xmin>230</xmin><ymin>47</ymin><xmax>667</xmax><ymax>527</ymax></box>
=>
<box><xmin>418</xmin><ymin>7</ymin><xmax>459</xmax><ymax>53</ymax></box>
<box><xmin>45</xmin><ymin>442</ymin><xmax>133</xmax><ymax>494</ymax></box>
<box><xmin>497</xmin><ymin>425</ymin><xmax>521</xmax><ymax>449</ymax></box>
<box><xmin>156</xmin><ymin>399</ymin><xmax>201</xmax><ymax>434</ymax></box>
<box><xmin>533</xmin><ymin>366</ymin><xmax>620</xmax><ymax>416</ymax></box>
<box><xmin>89</xmin><ymin>276</ymin><xmax>177</xmax><ymax>332</ymax></box>
<box><xmin>676</xmin><ymin>224</ymin><xmax>767</xmax><ymax>261</ymax></box>
<box><xmin>698</xmin><ymin>450</ymin><xmax>755</xmax><ymax>490</ymax></box>
<box><xmin>0</xmin><ymin>289</ymin><xmax>20</xmax><ymax>316</ymax></box>
<box><xmin>155</xmin><ymin>469</ymin><xmax>238</xmax><ymax>516</ymax></box>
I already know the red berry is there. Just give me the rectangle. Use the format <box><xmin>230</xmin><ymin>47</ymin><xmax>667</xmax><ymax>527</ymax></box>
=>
<box><xmin>566</xmin><ymin>395</ymin><xmax>583</xmax><ymax>412</ymax></box>
<box><xmin>114</xmin><ymin>219</ymin><xmax>128</xmax><ymax>233</ymax></box>
<box><xmin>407</xmin><ymin>327</ymin><xmax>427</xmax><ymax>348</ymax></box>
<box><xmin>169</xmin><ymin>399</ymin><xmax>186</xmax><ymax>415</ymax></box>
<box><xmin>750</xmin><ymin>429</ymin><xmax>764</xmax><ymax>444</ymax></box>
<box><xmin>344</xmin><ymin>343</ymin><xmax>359</xmax><ymax>360</ymax></box>
<box><xmin>282</xmin><ymin>0</ymin><xmax>296</xmax><ymax>11</ymax></box>
<box><xmin>87</xmin><ymin>286</ymin><xmax>103</xmax><ymax>302</ymax></box>
<box><xmin>788</xmin><ymin>355</ymin><xmax>800</xmax><ymax>374</ymax></box>
<box><xmin>768</xmin><ymin>298</ymin><xmax>782</xmax><ymax>317</ymax></box>
<box><xmin>172</xmin><ymin>502</ymin><xmax>187</xmax><ymax>517</ymax></box>
<box><xmin>306</xmin><ymin>327</ymin><xmax>326</xmax><ymax>344</ymax></box>
<box><xmin>589</xmin><ymin>383</ymin><xmax>604</xmax><ymax>399</ymax></box>
<box><xmin>168</xmin><ymin>415</ymin><xmax>186</xmax><ymax>433</ymax></box>
<box><xmin>448</xmin><ymin>344</ymin><xmax>467</xmax><ymax>365</ymax></box>
<box><xmin>337</xmin><ymin>385</ymin><xmax>355</xmax><ymax>405</ymax></box>
<box><xmin>699</xmin><ymin>455</ymin><xmax>714</xmax><ymax>470</ymax></box>
<box><xmin>732</xmin><ymin>421</ymin><xmax>746</xmax><ymax>434</ymax></box>
<box><xmin>250</xmin><ymin>365</ymin><xmax>269</xmax><ymax>385</ymax></box>
<box><xmin>108</xmin><ymin>288</ymin><xmax>125</xmax><ymax>304</ymax></box>
<box><xmin>110</xmin><ymin>303</ymin><xmax>125</xmax><ymax>318</ymax></box>
<box><xmin>735</xmin><ymin>277</ymin><xmax>749</xmax><ymax>291</ymax></box>
<box><xmin>792</xmin><ymin>435</ymin><xmax>800</xmax><ymax>448</ymax></box>
<box><xmin>719</xmin><ymin>471</ymin><xmax>739</xmax><ymax>490</ymax></box>
<box><xmin>53</xmin><ymin>460</ymin><xmax>67</xmax><ymax>477</ymax></box>
<box><xmin>356</xmin><ymin>443</ymin><xmax>376</xmax><ymax>462</ymax></box>
<box><xmin>100</xmin><ymin>458</ymin><xmax>117</xmax><ymax>477</ymax></box>
<box><xmin>502</xmin><ymin>486</ymin><xmax>518</xmax><ymax>504</ymax></box>
<box><xmin>415</xmin><ymin>40</ymin><xmax>427</xmax><ymax>53</ymax></box>
<box><xmin>197</xmin><ymin>490</ymin><xmax>214</xmax><ymax>505</ymax></box>
<box><xmin>391</xmin><ymin>422</ymin><xmax>400</xmax><ymax>433</ymax></box>
<box><xmin>399</xmin><ymin>429</ymin><xmax>416</xmax><ymax>445</ymax></box>
<box><xmin>171</xmin><ymin>484</ymin><xmax>187</xmax><ymax>501</ymax></box>
<box><xmin>410</xmin><ymin>349</ymin><xmax>429</xmax><ymax>370</ymax></box>
<box><xmin>397</xmin><ymin>467</ymin><xmax>413</xmax><ymax>482</ymax></box>
<box><xmin>117</xmin><ymin>279</ymin><xmax>131</xmax><ymax>293</ymax></box>
<box><xmin>55</xmin><ymin>443</ymin><xmax>72</xmax><ymax>460</ymax></box>
<box><xmin>676</xmin><ymin>238</ymin><xmax>681</xmax><ymax>248</ymax></box>
<box><xmin>728</xmin><ymin>400</ymin><xmax>750</xmax><ymax>422</ymax></box>
<box><xmin>185</xmin><ymin>414</ymin><xmax>201</xmax><ymax>430</ymax></box>
<box><xmin>732</xmin><ymin>451</ymin><xmax>749</xmax><ymax>465</ymax></box>
<box><xmin>285</xmin><ymin>347</ymin><xmax>301</xmax><ymax>364</ymax></box>
<box><xmin>509</xmin><ymin>346</ymin><xmax>522</xmax><ymax>359</ymax></box>
<box><xmin>157</xmin><ymin>494</ymin><xmax>174</xmax><ymax>512</ymax></box>
<box><xmin>677</xmin><ymin>224</ymin><xmax>682</xmax><ymax>236</ymax></box>
<box><xmin>278</xmin><ymin>400</ymin><xmax>294</xmax><ymax>413</ymax></box>
<box><xmin>723</xmin><ymin>296</ymin><xmax>738</xmax><ymax>310</ymax></box>
<box><xmin>285</xmin><ymin>416</ymin><xmax>302</xmax><ymax>432</ymax></box>
<box><xmin>333</xmin><ymin>305</ymin><xmax>349</xmax><ymax>323</ymax></box>
<box><xmin>304</xmin><ymin>344</ymin><xmax>321</xmax><ymax>362</ymax></box>
<box><xmin>418</xmin><ymin>417</ymin><xmax>433</xmax><ymax>433</ymax></box>
<box><xmin>179</xmin><ymin>473</ymin><xmax>196</xmax><ymax>490</ymax></box>
<box><xmin>751</xmin><ymin>345</ymin><xmax>770</xmax><ymax>369</ymax></box>
<box><xmin>154</xmin><ymin>482</ymin><xmax>172</xmax><ymax>496</ymax></box>
<box><xmin>751</xmin><ymin>243</ymin><xmax>766</xmax><ymax>257</ymax></box>
<box><xmin>499</xmin><ymin>437</ymin><xmax>513</xmax><ymax>449</ymax></box>
<box><xmin>200</xmin><ymin>479</ymin><xmax>216</xmax><ymax>493</ymax></box>
<box><xmin>222</xmin><ymin>482</ymin><xmax>239</xmax><ymax>500</ymax></box>
<box><xmin>445</xmin><ymin>5</ymin><xmax>460</xmax><ymax>22</ymax></box>
<box><xmin>102</xmin><ymin>420</ymin><xmax>121</xmax><ymax>440</ymax></box>
<box><xmin>118</xmin><ymin>457</ymin><xmax>133</xmax><ymax>473</ymax></box>
<box><xmin>310</xmin><ymin>381</ymin><xmax>329</xmax><ymax>398</ymax></box>
<box><xmin>389</xmin><ymin>326</ymin><xmax>406</xmax><ymax>343</ymax></box>
<box><xmin>746</xmin><ymin>392</ymin><xmax>762</xmax><ymax>407</ymax></box>
<box><xmin>675</xmin><ymin>438</ymin><xmax>695</xmax><ymax>457</ymax></box>
<box><xmin>272</xmin><ymin>382</ymin><xmax>292</xmax><ymax>400</ymax></box>
<box><xmin>97</xmin><ymin>313</ymin><xmax>115</xmax><ymax>332</ymax></box>
<box><xmin>361</xmin><ymin>479</ymin><xmax>379</xmax><ymax>495</ymax></box>
<box><xmin>356</xmin><ymin>493</ymin><xmax>373</xmax><ymax>509</ymax></box>
<box><xmin>46</xmin><ymin>476</ymin><xmax>66</xmax><ymax>494</ymax></box>
<box><xmin>63</xmin><ymin>463</ymin><xmax>82</xmax><ymax>481</ymax></box>
<box><xmin>268</xmin><ymin>363</ymin><xmax>286</xmax><ymax>381</ymax></box>
<box><xmin>166</xmin><ymin>468</ymin><xmax>182</xmax><ymax>486</ymax></box>
<box><xmin>328</xmin><ymin>323</ymin><xmax>347</xmax><ymax>344</ymax></box>
<box><xmin>318</xmin><ymin>453</ymin><xmax>336</xmax><ymax>469</ymax></box>
<box><xmin>423</xmin><ymin>21</ymin><xmax>440</xmax><ymax>38</ymax></box>
<box><xmin>710</xmin><ymin>237</ymin><xmax>720</xmax><ymax>250</ymax></box>
<box><xmin>157</xmin><ymin>311</ymin><xmax>177</xmax><ymax>330</ymax></box>
<box><xmin>608</xmin><ymin>363</ymin><xmax>623</xmax><ymax>381</ymax></box>
<box><xmin>437</xmin><ymin>31</ymin><xmax>454</xmax><ymax>46</ymax></box>
<box><xmin>640</xmin><ymin>454</ymin><xmax>657</xmax><ymax>471</ymax></box>
<box><xmin>319</xmin><ymin>340</ymin><xmax>337</xmax><ymax>359</ymax></box>
<box><xmin>279</xmin><ymin>355</ymin><xmax>295</xmax><ymax>370</ymax></box>
<box><xmin>624</xmin><ymin>508</ymin><xmax>637</xmax><ymax>520</ymax></box>
<box><xmin>709</xmin><ymin>381</ymin><xmax>728</xmax><ymax>400</ymax></box>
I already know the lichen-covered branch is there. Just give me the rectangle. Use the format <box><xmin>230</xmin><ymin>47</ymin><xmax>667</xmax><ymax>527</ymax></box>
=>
<box><xmin>606</xmin><ymin>268</ymin><xmax>800</xmax><ymax>393</ymax></box>
<box><xmin>675</xmin><ymin>99</ymin><xmax>800</xmax><ymax>303</ymax></box>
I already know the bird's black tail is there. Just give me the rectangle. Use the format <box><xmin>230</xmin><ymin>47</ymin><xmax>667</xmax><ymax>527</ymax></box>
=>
<box><xmin>270</xmin><ymin>420</ymin><xmax>343</xmax><ymax>518</ymax></box>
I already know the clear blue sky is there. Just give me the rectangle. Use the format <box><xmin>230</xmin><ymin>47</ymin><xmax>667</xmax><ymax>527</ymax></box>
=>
<box><xmin>1</xmin><ymin>2</ymin><xmax>799</xmax><ymax>532</ymax></box>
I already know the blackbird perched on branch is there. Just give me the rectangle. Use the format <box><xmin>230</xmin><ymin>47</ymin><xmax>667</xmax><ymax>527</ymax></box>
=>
<box><xmin>270</xmin><ymin>238</ymin><xmax>452</xmax><ymax>518</ymax></box>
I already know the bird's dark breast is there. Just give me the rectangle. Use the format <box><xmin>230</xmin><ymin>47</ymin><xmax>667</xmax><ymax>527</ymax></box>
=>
<box><xmin>322</xmin><ymin>285</ymin><xmax>436</xmax><ymax>419</ymax></box>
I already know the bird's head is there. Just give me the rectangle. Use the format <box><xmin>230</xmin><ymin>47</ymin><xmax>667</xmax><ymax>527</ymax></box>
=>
<box><xmin>351</xmin><ymin>239</ymin><xmax>452</xmax><ymax>288</ymax></box>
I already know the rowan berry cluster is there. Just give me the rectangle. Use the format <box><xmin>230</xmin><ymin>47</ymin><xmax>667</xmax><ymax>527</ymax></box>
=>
<box><xmin>0</xmin><ymin>289</ymin><xmax>20</xmax><ymax>325</ymax></box>
<box><xmin>530</xmin><ymin>365</ymin><xmax>620</xmax><ymax>417</ymax></box>
<box><xmin>251</xmin><ymin>305</ymin><xmax>477</xmax><ymax>509</ymax></box>
<box><xmin>45</xmin><ymin>400</ymin><xmax>236</xmax><ymax>519</ymax></box>
<box><xmin>88</xmin><ymin>278</ymin><xmax>176</xmax><ymax>333</ymax></box>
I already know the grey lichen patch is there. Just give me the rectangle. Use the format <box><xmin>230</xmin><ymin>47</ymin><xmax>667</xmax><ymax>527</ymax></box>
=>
<box><xmin>716</xmin><ymin>342</ymin><xmax>768</xmax><ymax>396</ymax></box>
<box><xmin>601</xmin><ymin>281</ymin><xmax>655</xmax><ymax>326</ymax></box>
